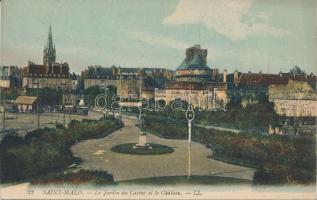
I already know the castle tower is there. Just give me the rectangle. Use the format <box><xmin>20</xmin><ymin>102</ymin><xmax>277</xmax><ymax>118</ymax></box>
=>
<box><xmin>43</xmin><ymin>25</ymin><xmax>56</xmax><ymax>69</ymax></box>
<box><xmin>175</xmin><ymin>45</ymin><xmax>211</xmax><ymax>82</ymax></box>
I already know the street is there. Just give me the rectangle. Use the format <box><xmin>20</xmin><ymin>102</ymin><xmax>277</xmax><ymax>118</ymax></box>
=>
<box><xmin>0</xmin><ymin>110</ymin><xmax>104</xmax><ymax>136</ymax></box>
<box><xmin>71</xmin><ymin>115</ymin><xmax>254</xmax><ymax>182</ymax></box>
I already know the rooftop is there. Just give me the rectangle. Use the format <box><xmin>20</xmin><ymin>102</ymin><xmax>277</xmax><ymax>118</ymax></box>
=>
<box><xmin>238</xmin><ymin>73</ymin><xmax>288</xmax><ymax>86</ymax></box>
<box><xmin>166</xmin><ymin>80</ymin><xmax>227</xmax><ymax>90</ymax></box>
<box><xmin>177</xmin><ymin>45</ymin><xmax>211</xmax><ymax>71</ymax></box>
<box><xmin>15</xmin><ymin>96</ymin><xmax>38</xmax><ymax>105</ymax></box>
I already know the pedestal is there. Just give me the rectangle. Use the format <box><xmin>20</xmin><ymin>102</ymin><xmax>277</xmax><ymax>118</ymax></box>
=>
<box><xmin>133</xmin><ymin>134</ymin><xmax>152</xmax><ymax>149</ymax></box>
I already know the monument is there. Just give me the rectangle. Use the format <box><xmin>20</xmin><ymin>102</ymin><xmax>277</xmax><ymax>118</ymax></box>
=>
<box><xmin>133</xmin><ymin>68</ymin><xmax>152</xmax><ymax>149</ymax></box>
<box><xmin>111</xmin><ymin>68</ymin><xmax>173</xmax><ymax>155</ymax></box>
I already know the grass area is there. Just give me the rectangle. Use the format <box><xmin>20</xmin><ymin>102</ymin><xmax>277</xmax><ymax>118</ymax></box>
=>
<box><xmin>31</xmin><ymin>169</ymin><xmax>115</xmax><ymax>185</ymax></box>
<box><xmin>119</xmin><ymin>175</ymin><xmax>250</xmax><ymax>185</ymax></box>
<box><xmin>111</xmin><ymin>143</ymin><xmax>174</xmax><ymax>155</ymax></box>
<box><xmin>195</xmin><ymin>101</ymin><xmax>279</xmax><ymax>131</ymax></box>
<box><xmin>146</xmin><ymin>130</ymin><xmax>185</xmax><ymax>140</ymax></box>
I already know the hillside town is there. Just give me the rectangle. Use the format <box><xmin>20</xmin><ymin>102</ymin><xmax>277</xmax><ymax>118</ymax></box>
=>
<box><xmin>1</xmin><ymin>27</ymin><xmax>316</xmax><ymax>137</ymax></box>
<box><xmin>1</xmin><ymin>0</ymin><xmax>316</xmax><ymax>191</ymax></box>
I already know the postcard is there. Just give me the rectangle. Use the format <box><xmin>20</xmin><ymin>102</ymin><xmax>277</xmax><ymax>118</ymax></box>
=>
<box><xmin>0</xmin><ymin>0</ymin><xmax>316</xmax><ymax>199</ymax></box>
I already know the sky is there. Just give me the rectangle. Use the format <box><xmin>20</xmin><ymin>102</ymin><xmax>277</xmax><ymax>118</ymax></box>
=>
<box><xmin>1</xmin><ymin>0</ymin><xmax>316</xmax><ymax>74</ymax></box>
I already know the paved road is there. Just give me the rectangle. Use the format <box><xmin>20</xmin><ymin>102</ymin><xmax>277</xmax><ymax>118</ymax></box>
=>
<box><xmin>71</xmin><ymin>115</ymin><xmax>254</xmax><ymax>182</ymax></box>
<box><xmin>0</xmin><ymin>110</ymin><xmax>104</xmax><ymax>136</ymax></box>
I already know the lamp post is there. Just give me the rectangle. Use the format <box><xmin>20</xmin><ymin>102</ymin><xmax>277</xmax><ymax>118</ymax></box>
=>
<box><xmin>119</xmin><ymin>67</ymin><xmax>122</xmax><ymax>122</ymax></box>
<box><xmin>106</xmin><ymin>87</ymin><xmax>109</xmax><ymax>117</ymax></box>
<box><xmin>61</xmin><ymin>83</ymin><xmax>66</xmax><ymax>126</ymax></box>
<box><xmin>34</xmin><ymin>81</ymin><xmax>40</xmax><ymax>129</ymax></box>
<box><xmin>139</xmin><ymin>69</ymin><xmax>142</xmax><ymax>133</ymax></box>
<box><xmin>103</xmin><ymin>83</ymin><xmax>109</xmax><ymax>118</ymax></box>
<box><xmin>72</xmin><ymin>81</ymin><xmax>77</xmax><ymax>107</ymax></box>
<box><xmin>67</xmin><ymin>87</ymin><xmax>72</xmax><ymax>123</ymax></box>
<box><xmin>185</xmin><ymin>95</ymin><xmax>195</xmax><ymax>180</ymax></box>
<box><xmin>213</xmin><ymin>87</ymin><xmax>217</xmax><ymax>111</ymax></box>
<box><xmin>154</xmin><ymin>88</ymin><xmax>158</xmax><ymax>111</ymax></box>
<box><xmin>1</xmin><ymin>87</ymin><xmax>5</xmax><ymax>131</ymax></box>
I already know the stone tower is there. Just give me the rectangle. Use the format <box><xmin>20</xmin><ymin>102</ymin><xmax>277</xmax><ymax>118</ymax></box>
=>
<box><xmin>43</xmin><ymin>25</ymin><xmax>56</xmax><ymax>68</ymax></box>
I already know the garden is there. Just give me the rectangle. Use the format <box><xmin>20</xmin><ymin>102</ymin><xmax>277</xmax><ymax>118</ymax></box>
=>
<box><xmin>0</xmin><ymin>115</ymin><xmax>123</xmax><ymax>184</ymax></box>
<box><xmin>143</xmin><ymin>108</ymin><xmax>316</xmax><ymax>185</ymax></box>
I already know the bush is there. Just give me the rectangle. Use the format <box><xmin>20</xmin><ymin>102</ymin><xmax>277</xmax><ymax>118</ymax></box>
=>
<box><xmin>0</xmin><ymin>152</ymin><xmax>23</xmax><ymax>182</ymax></box>
<box><xmin>26</xmin><ymin>87</ymin><xmax>62</xmax><ymax>106</ymax></box>
<box><xmin>195</xmin><ymin>101</ymin><xmax>279</xmax><ymax>132</ymax></box>
<box><xmin>68</xmin><ymin>119</ymin><xmax>81</xmax><ymax>129</ymax></box>
<box><xmin>0</xmin><ymin>134</ymin><xmax>25</xmax><ymax>150</ymax></box>
<box><xmin>31</xmin><ymin>169</ymin><xmax>114</xmax><ymax>185</ymax></box>
<box><xmin>0</xmin><ymin>117</ymin><xmax>123</xmax><ymax>183</ymax></box>
<box><xmin>144</xmin><ymin>112</ymin><xmax>316</xmax><ymax>185</ymax></box>
<box><xmin>24</xmin><ymin>128</ymin><xmax>56</xmax><ymax>143</ymax></box>
<box><xmin>55</xmin><ymin>123</ymin><xmax>65</xmax><ymax>129</ymax></box>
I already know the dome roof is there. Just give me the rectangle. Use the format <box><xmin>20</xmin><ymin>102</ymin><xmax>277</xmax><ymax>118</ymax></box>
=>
<box><xmin>176</xmin><ymin>45</ymin><xmax>211</xmax><ymax>71</ymax></box>
<box><xmin>177</xmin><ymin>53</ymin><xmax>210</xmax><ymax>70</ymax></box>
<box><xmin>290</xmin><ymin>66</ymin><xmax>305</xmax><ymax>75</ymax></box>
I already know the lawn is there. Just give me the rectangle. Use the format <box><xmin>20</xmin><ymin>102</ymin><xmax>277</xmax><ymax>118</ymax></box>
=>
<box><xmin>111</xmin><ymin>143</ymin><xmax>174</xmax><ymax>155</ymax></box>
<box><xmin>119</xmin><ymin>175</ymin><xmax>250</xmax><ymax>185</ymax></box>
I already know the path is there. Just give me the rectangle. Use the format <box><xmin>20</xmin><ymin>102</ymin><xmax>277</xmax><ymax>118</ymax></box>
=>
<box><xmin>71</xmin><ymin>116</ymin><xmax>254</xmax><ymax>182</ymax></box>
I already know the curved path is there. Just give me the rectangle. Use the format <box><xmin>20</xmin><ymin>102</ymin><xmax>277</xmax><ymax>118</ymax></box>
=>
<box><xmin>71</xmin><ymin>116</ymin><xmax>254</xmax><ymax>182</ymax></box>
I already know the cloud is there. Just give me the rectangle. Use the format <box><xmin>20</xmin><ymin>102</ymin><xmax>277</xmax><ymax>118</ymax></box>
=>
<box><xmin>163</xmin><ymin>0</ymin><xmax>289</xmax><ymax>41</ymax></box>
<box><xmin>129</xmin><ymin>31</ymin><xmax>190</xmax><ymax>50</ymax></box>
<box><xmin>129</xmin><ymin>30</ymin><xmax>222</xmax><ymax>61</ymax></box>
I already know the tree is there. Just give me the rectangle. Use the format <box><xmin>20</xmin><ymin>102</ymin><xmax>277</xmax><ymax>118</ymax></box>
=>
<box><xmin>26</xmin><ymin>87</ymin><xmax>62</xmax><ymax>106</ymax></box>
<box><xmin>2</xmin><ymin>88</ymin><xmax>20</xmax><ymax>102</ymax></box>
<box><xmin>84</xmin><ymin>85</ymin><xmax>117</xmax><ymax>107</ymax></box>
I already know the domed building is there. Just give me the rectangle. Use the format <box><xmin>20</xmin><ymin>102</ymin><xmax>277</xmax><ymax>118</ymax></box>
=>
<box><xmin>174</xmin><ymin>45</ymin><xmax>212</xmax><ymax>82</ymax></box>
<box><xmin>153</xmin><ymin>45</ymin><xmax>230</xmax><ymax>110</ymax></box>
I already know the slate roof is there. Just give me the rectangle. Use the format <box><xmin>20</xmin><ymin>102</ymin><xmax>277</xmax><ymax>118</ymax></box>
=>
<box><xmin>290</xmin><ymin>66</ymin><xmax>305</xmax><ymax>75</ymax></box>
<box><xmin>238</xmin><ymin>74</ymin><xmax>288</xmax><ymax>87</ymax></box>
<box><xmin>177</xmin><ymin>53</ymin><xmax>210</xmax><ymax>70</ymax></box>
<box><xmin>86</xmin><ymin>66</ymin><xmax>113</xmax><ymax>78</ymax></box>
<box><xmin>119</xmin><ymin>68</ymin><xmax>139</xmax><ymax>73</ymax></box>
<box><xmin>237</xmin><ymin>73</ymin><xmax>317</xmax><ymax>89</ymax></box>
<box><xmin>165</xmin><ymin>81</ymin><xmax>227</xmax><ymax>90</ymax></box>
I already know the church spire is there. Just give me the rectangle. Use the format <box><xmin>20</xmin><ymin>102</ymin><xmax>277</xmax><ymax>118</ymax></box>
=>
<box><xmin>43</xmin><ymin>25</ymin><xmax>56</xmax><ymax>66</ymax></box>
<box><xmin>47</xmin><ymin>25</ymin><xmax>53</xmax><ymax>48</ymax></box>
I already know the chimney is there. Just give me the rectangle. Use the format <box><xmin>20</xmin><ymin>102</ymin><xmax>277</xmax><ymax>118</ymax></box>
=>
<box><xmin>211</xmin><ymin>69</ymin><xmax>216</xmax><ymax>81</ymax></box>
<box><xmin>223</xmin><ymin>69</ymin><xmax>227</xmax><ymax>83</ymax></box>
<box><xmin>234</xmin><ymin>70</ymin><xmax>239</xmax><ymax>84</ymax></box>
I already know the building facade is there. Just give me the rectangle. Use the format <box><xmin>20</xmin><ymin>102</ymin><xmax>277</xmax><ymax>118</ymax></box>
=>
<box><xmin>14</xmin><ymin>96</ymin><xmax>38</xmax><ymax>113</ymax></box>
<box><xmin>174</xmin><ymin>45</ymin><xmax>226</xmax><ymax>83</ymax></box>
<box><xmin>22</xmin><ymin>26</ymin><xmax>71</xmax><ymax>90</ymax></box>
<box><xmin>0</xmin><ymin>66</ymin><xmax>22</xmax><ymax>88</ymax></box>
<box><xmin>269</xmin><ymin>79</ymin><xmax>317</xmax><ymax>135</ymax></box>
<box><xmin>269</xmin><ymin>79</ymin><xmax>317</xmax><ymax>117</ymax></box>
<box><xmin>155</xmin><ymin>45</ymin><xmax>229</xmax><ymax>110</ymax></box>
<box><xmin>226</xmin><ymin>66</ymin><xmax>316</xmax><ymax>108</ymax></box>
<box><xmin>155</xmin><ymin>81</ymin><xmax>229</xmax><ymax>110</ymax></box>
<box><xmin>81</xmin><ymin>65</ymin><xmax>170</xmax><ymax>99</ymax></box>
